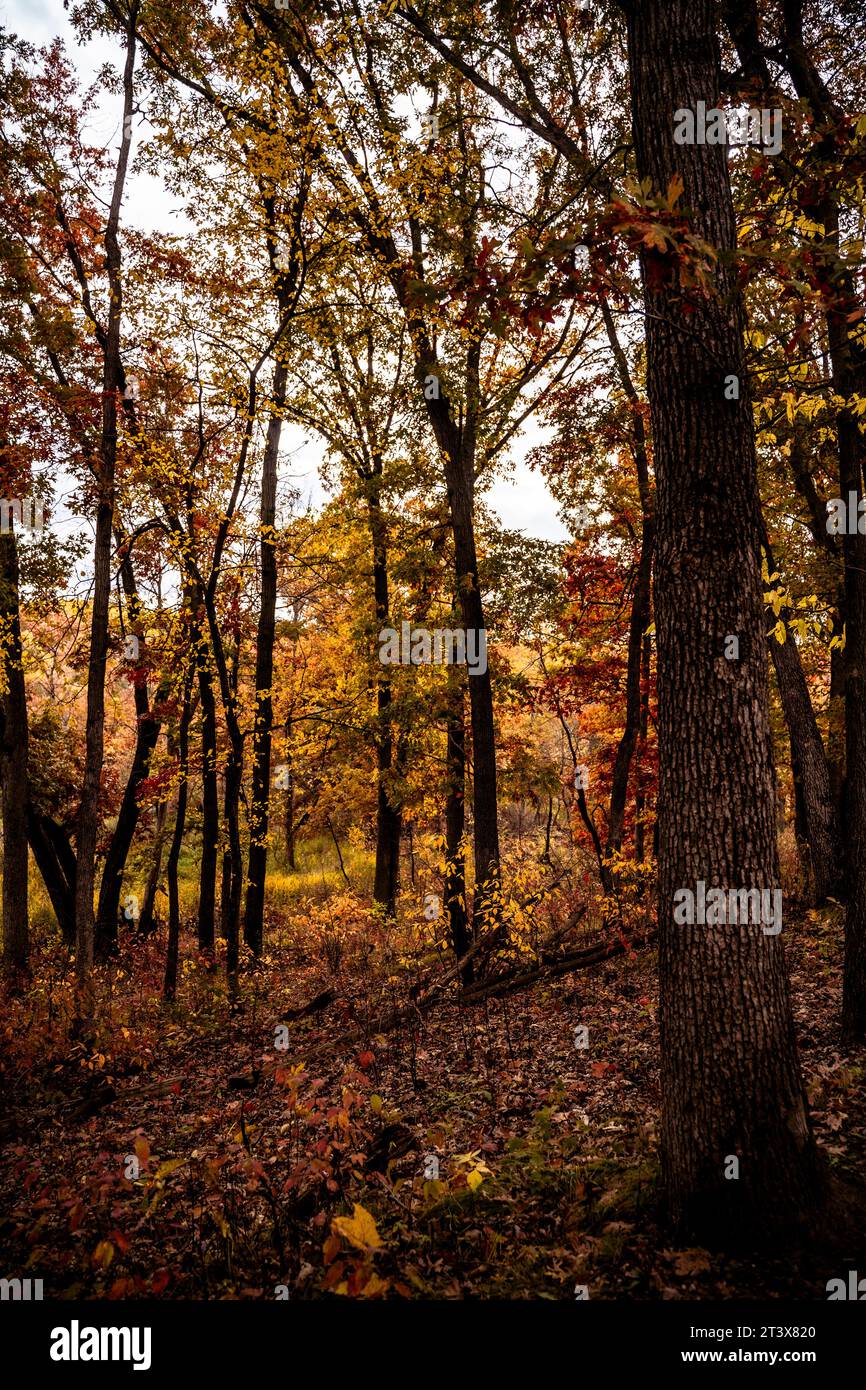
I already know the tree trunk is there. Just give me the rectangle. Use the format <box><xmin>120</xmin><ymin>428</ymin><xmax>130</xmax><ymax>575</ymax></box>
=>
<box><xmin>196</xmin><ymin>583</ymin><xmax>245</xmax><ymax>996</ymax></box>
<box><xmin>220</xmin><ymin>638</ymin><xmax>240</xmax><ymax>950</ymax></box>
<box><xmin>761</xmin><ymin>529</ymin><xmax>841</xmax><ymax>903</ymax></box>
<box><xmin>623</xmin><ymin>0</ymin><xmax>823</xmax><ymax>1235</ymax></box>
<box><xmin>195</xmin><ymin>608</ymin><xmax>219</xmax><ymax>954</ymax></box>
<box><xmin>74</xmin><ymin>17</ymin><xmax>137</xmax><ymax>1016</ymax></box>
<box><xmin>95</xmin><ymin>676</ymin><xmax>168</xmax><ymax>954</ymax></box>
<box><xmin>635</xmin><ymin>632</ymin><xmax>652</xmax><ymax>864</ymax></box>
<box><xmin>775</xmin><ymin>42</ymin><xmax>866</xmax><ymax>1035</ymax></box>
<box><xmin>444</xmin><ymin>673</ymin><xmax>472</xmax><ymax>980</ymax></box>
<box><xmin>367</xmin><ymin>467</ymin><xmax>401</xmax><ymax>918</ymax></box>
<box><xmin>137</xmin><ymin>792</ymin><xmax>168</xmax><ymax>936</ymax></box>
<box><xmin>723</xmin><ymin>0</ymin><xmax>866</xmax><ymax>1027</ymax></box>
<box><xmin>283</xmin><ymin>718</ymin><xmax>296</xmax><ymax>869</ymax></box>
<box><xmin>828</xmin><ymin>629</ymin><xmax>846</xmax><ymax>817</ymax></box>
<box><xmin>244</xmin><ymin>360</ymin><xmax>288</xmax><ymax>954</ymax></box>
<box><xmin>767</xmin><ymin>607</ymin><xmax>841</xmax><ymax>903</ymax></box>
<box><xmin>0</xmin><ymin>524</ymin><xmax>29</xmax><ymax>979</ymax></box>
<box><xmin>164</xmin><ymin>684</ymin><xmax>193</xmax><ymax>1003</ymax></box>
<box><xmin>832</xmin><ymin>329</ymin><xmax>866</xmax><ymax>1031</ymax></box>
<box><xmin>436</xmin><ymin>429</ymin><xmax>500</xmax><ymax>930</ymax></box>
<box><xmin>26</xmin><ymin>808</ymin><xmax>75</xmax><ymax>944</ymax></box>
<box><xmin>600</xmin><ymin>298</ymin><xmax>655</xmax><ymax>861</ymax></box>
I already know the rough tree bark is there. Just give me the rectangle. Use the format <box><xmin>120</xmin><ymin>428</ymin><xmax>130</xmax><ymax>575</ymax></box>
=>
<box><xmin>622</xmin><ymin>0</ymin><xmax>823</xmax><ymax>1235</ymax></box>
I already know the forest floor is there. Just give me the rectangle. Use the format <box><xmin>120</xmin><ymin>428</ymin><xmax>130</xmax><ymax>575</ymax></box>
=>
<box><xmin>1</xmin><ymin>901</ymin><xmax>865</xmax><ymax>1300</ymax></box>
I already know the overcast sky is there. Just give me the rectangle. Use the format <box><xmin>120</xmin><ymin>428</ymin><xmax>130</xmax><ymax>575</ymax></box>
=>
<box><xmin>4</xmin><ymin>0</ymin><xmax>568</xmax><ymax>546</ymax></box>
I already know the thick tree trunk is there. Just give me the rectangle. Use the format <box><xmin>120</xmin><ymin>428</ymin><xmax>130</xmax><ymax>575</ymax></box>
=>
<box><xmin>0</xmin><ymin>525</ymin><xmax>29</xmax><ymax>979</ymax></box>
<box><xmin>624</xmin><ymin>0</ymin><xmax>823</xmax><ymax>1235</ymax></box>
<box><xmin>244</xmin><ymin>360</ymin><xmax>288</xmax><ymax>954</ymax></box>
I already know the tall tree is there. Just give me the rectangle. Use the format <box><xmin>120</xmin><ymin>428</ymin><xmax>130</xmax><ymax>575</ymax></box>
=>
<box><xmin>622</xmin><ymin>0</ymin><xmax>823</xmax><ymax>1234</ymax></box>
<box><xmin>0</xmin><ymin>514</ymin><xmax>30</xmax><ymax>980</ymax></box>
<box><xmin>724</xmin><ymin>0</ymin><xmax>866</xmax><ymax>1033</ymax></box>
<box><xmin>74</xmin><ymin>4</ymin><xmax>138</xmax><ymax>1014</ymax></box>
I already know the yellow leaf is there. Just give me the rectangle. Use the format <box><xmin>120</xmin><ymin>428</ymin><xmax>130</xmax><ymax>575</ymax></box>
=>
<box><xmin>370</xmin><ymin>1094</ymin><xmax>383</xmax><ymax>1114</ymax></box>
<box><xmin>155</xmin><ymin>1158</ymin><xmax>187</xmax><ymax>1180</ymax></box>
<box><xmin>331</xmin><ymin>1203</ymin><xmax>382</xmax><ymax>1252</ymax></box>
<box><xmin>467</xmin><ymin>1168</ymin><xmax>484</xmax><ymax>1192</ymax></box>
<box><xmin>93</xmin><ymin>1240</ymin><xmax>114</xmax><ymax>1269</ymax></box>
<box><xmin>359</xmin><ymin>1271</ymin><xmax>390</xmax><ymax>1298</ymax></box>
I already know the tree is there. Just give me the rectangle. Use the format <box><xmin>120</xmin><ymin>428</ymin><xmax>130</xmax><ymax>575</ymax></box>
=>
<box><xmin>621</xmin><ymin>0</ymin><xmax>823</xmax><ymax>1235</ymax></box>
<box><xmin>0</xmin><ymin>514</ymin><xmax>30</xmax><ymax>980</ymax></box>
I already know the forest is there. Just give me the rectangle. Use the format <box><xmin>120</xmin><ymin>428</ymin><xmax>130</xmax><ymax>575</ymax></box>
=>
<box><xmin>1</xmin><ymin>0</ymin><xmax>865</xmax><ymax>1325</ymax></box>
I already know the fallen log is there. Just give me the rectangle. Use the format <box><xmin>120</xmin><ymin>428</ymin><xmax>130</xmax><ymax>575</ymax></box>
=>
<box><xmin>280</xmin><ymin>923</ymin><xmax>654</xmax><ymax>1066</ymax></box>
<box><xmin>280</xmin><ymin>987</ymin><xmax>336</xmax><ymax>1022</ymax></box>
<box><xmin>280</xmin><ymin>922</ymin><xmax>510</xmax><ymax>1064</ymax></box>
<box><xmin>458</xmin><ymin>927</ymin><xmax>657</xmax><ymax>1004</ymax></box>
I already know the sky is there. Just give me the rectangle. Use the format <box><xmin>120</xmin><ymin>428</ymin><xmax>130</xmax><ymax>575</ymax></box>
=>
<box><xmin>3</xmin><ymin>0</ymin><xmax>569</xmax><ymax>548</ymax></box>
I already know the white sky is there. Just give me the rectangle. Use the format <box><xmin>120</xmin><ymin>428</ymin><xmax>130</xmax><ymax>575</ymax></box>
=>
<box><xmin>4</xmin><ymin>0</ymin><xmax>568</xmax><ymax>546</ymax></box>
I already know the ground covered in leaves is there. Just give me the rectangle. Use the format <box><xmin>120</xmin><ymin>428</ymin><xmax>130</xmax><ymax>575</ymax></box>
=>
<box><xmin>1</xmin><ymin>901</ymin><xmax>864</xmax><ymax>1300</ymax></box>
